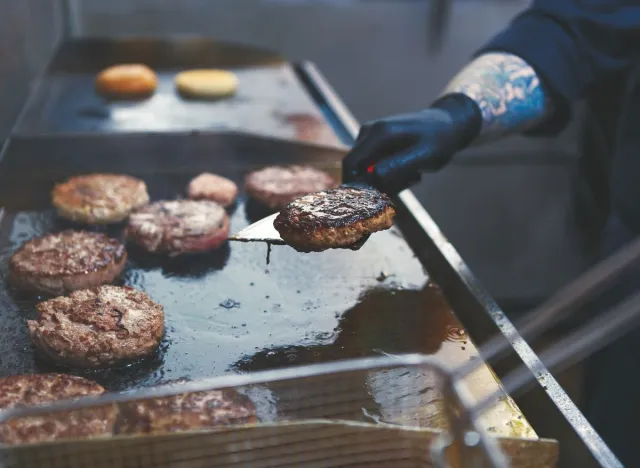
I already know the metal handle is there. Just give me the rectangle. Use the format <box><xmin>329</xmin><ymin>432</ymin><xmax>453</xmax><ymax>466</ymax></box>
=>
<box><xmin>428</xmin><ymin>0</ymin><xmax>452</xmax><ymax>54</ymax></box>
<box><xmin>61</xmin><ymin>0</ymin><xmax>82</xmax><ymax>37</ymax></box>
<box><xmin>456</xmin><ymin>235</ymin><xmax>640</xmax><ymax>380</ymax></box>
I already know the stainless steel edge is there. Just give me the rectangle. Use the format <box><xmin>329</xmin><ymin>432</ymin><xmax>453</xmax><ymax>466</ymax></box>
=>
<box><xmin>295</xmin><ymin>60</ymin><xmax>621</xmax><ymax>468</ymax></box>
<box><xmin>61</xmin><ymin>0</ymin><xmax>82</xmax><ymax>37</ymax></box>
<box><xmin>0</xmin><ymin>354</ymin><xmax>442</xmax><ymax>422</ymax></box>
<box><xmin>297</xmin><ymin>61</ymin><xmax>360</xmax><ymax>138</ymax></box>
<box><xmin>0</xmin><ymin>352</ymin><xmax>508</xmax><ymax>467</ymax></box>
<box><xmin>8</xmin><ymin>36</ymin><xmax>65</xmax><ymax>141</ymax></box>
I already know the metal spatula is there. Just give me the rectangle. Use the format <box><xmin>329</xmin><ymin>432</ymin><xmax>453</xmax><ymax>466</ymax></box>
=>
<box><xmin>229</xmin><ymin>212</ymin><xmax>285</xmax><ymax>245</ymax></box>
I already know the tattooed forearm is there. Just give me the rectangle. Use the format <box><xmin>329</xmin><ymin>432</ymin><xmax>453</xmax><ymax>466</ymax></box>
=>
<box><xmin>444</xmin><ymin>52</ymin><xmax>553</xmax><ymax>139</ymax></box>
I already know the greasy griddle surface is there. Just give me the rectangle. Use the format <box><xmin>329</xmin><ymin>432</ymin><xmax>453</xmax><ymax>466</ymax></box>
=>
<box><xmin>14</xmin><ymin>39</ymin><xmax>341</xmax><ymax>147</ymax></box>
<box><xmin>0</xmin><ymin>134</ymin><xmax>469</xmax><ymax>395</ymax></box>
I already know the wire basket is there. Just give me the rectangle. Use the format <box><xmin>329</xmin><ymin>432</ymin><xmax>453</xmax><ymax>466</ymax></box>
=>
<box><xmin>0</xmin><ymin>355</ymin><xmax>558</xmax><ymax>468</ymax></box>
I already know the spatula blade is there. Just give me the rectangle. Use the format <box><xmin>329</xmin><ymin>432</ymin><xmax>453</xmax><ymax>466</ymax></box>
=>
<box><xmin>229</xmin><ymin>212</ymin><xmax>286</xmax><ymax>244</ymax></box>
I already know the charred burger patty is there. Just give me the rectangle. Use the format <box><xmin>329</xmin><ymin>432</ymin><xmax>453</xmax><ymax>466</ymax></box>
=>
<box><xmin>186</xmin><ymin>172</ymin><xmax>238</xmax><ymax>207</ymax></box>
<box><xmin>0</xmin><ymin>373</ymin><xmax>116</xmax><ymax>445</ymax></box>
<box><xmin>28</xmin><ymin>285</ymin><xmax>165</xmax><ymax>369</ymax></box>
<box><xmin>244</xmin><ymin>165</ymin><xmax>337</xmax><ymax>210</ymax></box>
<box><xmin>274</xmin><ymin>185</ymin><xmax>395</xmax><ymax>252</ymax></box>
<box><xmin>9</xmin><ymin>230</ymin><xmax>127</xmax><ymax>296</ymax></box>
<box><xmin>126</xmin><ymin>199</ymin><xmax>229</xmax><ymax>256</ymax></box>
<box><xmin>117</xmin><ymin>388</ymin><xmax>257</xmax><ymax>435</ymax></box>
<box><xmin>52</xmin><ymin>173</ymin><xmax>149</xmax><ymax>224</ymax></box>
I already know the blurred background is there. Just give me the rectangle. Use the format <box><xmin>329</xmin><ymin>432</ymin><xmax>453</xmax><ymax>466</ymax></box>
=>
<box><xmin>0</xmin><ymin>0</ymin><xmax>597</xmax><ymax>321</ymax></box>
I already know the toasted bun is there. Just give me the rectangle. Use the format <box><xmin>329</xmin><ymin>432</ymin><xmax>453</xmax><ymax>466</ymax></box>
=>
<box><xmin>96</xmin><ymin>64</ymin><xmax>158</xmax><ymax>97</ymax></box>
<box><xmin>175</xmin><ymin>69</ymin><xmax>238</xmax><ymax>98</ymax></box>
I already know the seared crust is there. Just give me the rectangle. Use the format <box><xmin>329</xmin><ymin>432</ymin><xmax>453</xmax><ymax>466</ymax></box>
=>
<box><xmin>117</xmin><ymin>388</ymin><xmax>257</xmax><ymax>435</ymax></box>
<box><xmin>126</xmin><ymin>200</ymin><xmax>229</xmax><ymax>256</ymax></box>
<box><xmin>28</xmin><ymin>286</ymin><xmax>165</xmax><ymax>368</ymax></box>
<box><xmin>244</xmin><ymin>165</ymin><xmax>337</xmax><ymax>210</ymax></box>
<box><xmin>186</xmin><ymin>172</ymin><xmax>238</xmax><ymax>207</ymax></box>
<box><xmin>52</xmin><ymin>173</ymin><xmax>150</xmax><ymax>224</ymax></box>
<box><xmin>9</xmin><ymin>230</ymin><xmax>127</xmax><ymax>295</ymax></box>
<box><xmin>0</xmin><ymin>374</ymin><xmax>115</xmax><ymax>445</ymax></box>
<box><xmin>96</xmin><ymin>64</ymin><xmax>158</xmax><ymax>97</ymax></box>
<box><xmin>274</xmin><ymin>186</ymin><xmax>395</xmax><ymax>252</ymax></box>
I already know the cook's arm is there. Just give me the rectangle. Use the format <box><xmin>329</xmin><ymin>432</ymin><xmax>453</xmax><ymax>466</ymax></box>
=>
<box><xmin>442</xmin><ymin>52</ymin><xmax>551</xmax><ymax>140</ymax></box>
<box><xmin>344</xmin><ymin>0</ymin><xmax>640</xmax><ymax>192</ymax></box>
<box><xmin>342</xmin><ymin>52</ymin><xmax>552</xmax><ymax>192</ymax></box>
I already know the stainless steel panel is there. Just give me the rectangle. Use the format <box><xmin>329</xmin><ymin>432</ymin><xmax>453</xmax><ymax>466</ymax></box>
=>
<box><xmin>0</xmin><ymin>0</ymin><xmax>63</xmax><ymax>142</ymax></box>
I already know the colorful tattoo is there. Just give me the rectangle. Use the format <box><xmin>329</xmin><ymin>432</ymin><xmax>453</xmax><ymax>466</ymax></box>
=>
<box><xmin>444</xmin><ymin>53</ymin><xmax>552</xmax><ymax>138</ymax></box>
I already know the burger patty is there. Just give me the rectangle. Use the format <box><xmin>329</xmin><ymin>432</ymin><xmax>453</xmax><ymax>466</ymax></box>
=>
<box><xmin>9</xmin><ymin>230</ymin><xmax>127</xmax><ymax>296</ymax></box>
<box><xmin>126</xmin><ymin>200</ymin><xmax>229</xmax><ymax>256</ymax></box>
<box><xmin>244</xmin><ymin>165</ymin><xmax>337</xmax><ymax>210</ymax></box>
<box><xmin>117</xmin><ymin>388</ymin><xmax>257</xmax><ymax>435</ymax></box>
<box><xmin>0</xmin><ymin>373</ymin><xmax>115</xmax><ymax>445</ymax></box>
<box><xmin>186</xmin><ymin>172</ymin><xmax>238</xmax><ymax>207</ymax></box>
<box><xmin>52</xmin><ymin>173</ymin><xmax>149</xmax><ymax>224</ymax></box>
<box><xmin>273</xmin><ymin>186</ymin><xmax>395</xmax><ymax>252</ymax></box>
<box><xmin>28</xmin><ymin>285</ymin><xmax>165</xmax><ymax>368</ymax></box>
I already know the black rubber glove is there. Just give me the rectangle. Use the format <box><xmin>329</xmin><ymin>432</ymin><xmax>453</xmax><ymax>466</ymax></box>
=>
<box><xmin>343</xmin><ymin>93</ymin><xmax>482</xmax><ymax>193</ymax></box>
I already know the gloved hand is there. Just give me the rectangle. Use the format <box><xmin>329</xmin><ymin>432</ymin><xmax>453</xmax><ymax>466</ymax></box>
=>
<box><xmin>342</xmin><ymin>93</ymin><xmax>482</xmax><ymax>193</ymax></box>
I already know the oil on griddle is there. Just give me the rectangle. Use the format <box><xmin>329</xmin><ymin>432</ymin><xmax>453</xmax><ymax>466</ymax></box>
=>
<box><xmin>1</xmin><ymin>204</ymin><xmax>463</xmax><ymax>386</ymax></box>
<box><xmin>0</xmin><ymin>135</ymin><xmax>478</xmax><ymax>431</ymax></box>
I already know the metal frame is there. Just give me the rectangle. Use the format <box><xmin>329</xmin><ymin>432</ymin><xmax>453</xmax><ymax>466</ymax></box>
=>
<box><xmin>294</xmin><ymin>61</ymin><xmax>621</xmax><ymax>467</ymax></box>
<box><xmin>0</xmin><ymin>354</ymin><xmax>509</xmax><ymax>468</ymax></box>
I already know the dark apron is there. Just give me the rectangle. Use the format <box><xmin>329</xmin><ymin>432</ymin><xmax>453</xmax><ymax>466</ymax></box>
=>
<box><xmin>582</xmin><ymin>62</ymin><xmax>640</xmax><ymax>467</ymax></box>
<box><xmin>583</xmin><ymin>215</ymin><xmax>640</xmax><ymax>468</ymax></box>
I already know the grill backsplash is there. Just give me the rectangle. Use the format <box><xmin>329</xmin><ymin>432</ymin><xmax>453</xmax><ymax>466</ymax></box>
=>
<box><xmin>0</xmin><ymin>0</ymin><xmax>64</xmax><ymax>143</ymax></box>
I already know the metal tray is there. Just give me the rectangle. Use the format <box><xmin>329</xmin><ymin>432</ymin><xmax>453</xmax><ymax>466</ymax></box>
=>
<box><xmin>0</xmin><ymin>355</ymin><xmax>560</xmax><ymax>468</ymax></box>
<box><xmin>12</xmin><ymin>38</ymin><xmax>343</xmax><ymax>147</ymax></box>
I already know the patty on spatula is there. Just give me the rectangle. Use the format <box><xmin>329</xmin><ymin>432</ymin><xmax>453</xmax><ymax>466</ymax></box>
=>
<box><xmin>273</xmin><ymin>185</ymin><xmax>395</xmax><ymax>252</ymax></box>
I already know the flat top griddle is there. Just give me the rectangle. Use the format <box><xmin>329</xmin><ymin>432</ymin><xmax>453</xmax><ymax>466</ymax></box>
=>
<box><xmin>0</xmin><ymin>132</ymin><xmax>529</xmax><ymax>438</ymax></box>
<box><xmin>13</xmin><ymin>39</ymin><xmax>343</xmax><ymax>147</ymax></box>
<box><xmin>0</xmin><ymin>36</ymin><xmax>616</xmax><ymax>465</ymax></box>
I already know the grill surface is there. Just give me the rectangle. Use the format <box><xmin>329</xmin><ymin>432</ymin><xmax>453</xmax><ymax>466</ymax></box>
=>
<box><xmin>0</xmin><ymin>134</ymin><xmax>450</xmax><ymax>387</ymax></box>
<box><xmin>13</xmin><ymin>39</ymin><xmax>342</xmax><ymax>147</ymax></box>
<box><xmin>0</xmin><ymin>133</ymin><xmax>530</xmax><ymax>438</ymax></box>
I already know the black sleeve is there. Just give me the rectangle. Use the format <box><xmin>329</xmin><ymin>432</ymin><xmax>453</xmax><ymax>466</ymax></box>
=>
<box><xmin>476</xmin><ymin>0</ymin><xmax>640</xmax><ymax>133</ymax></box>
